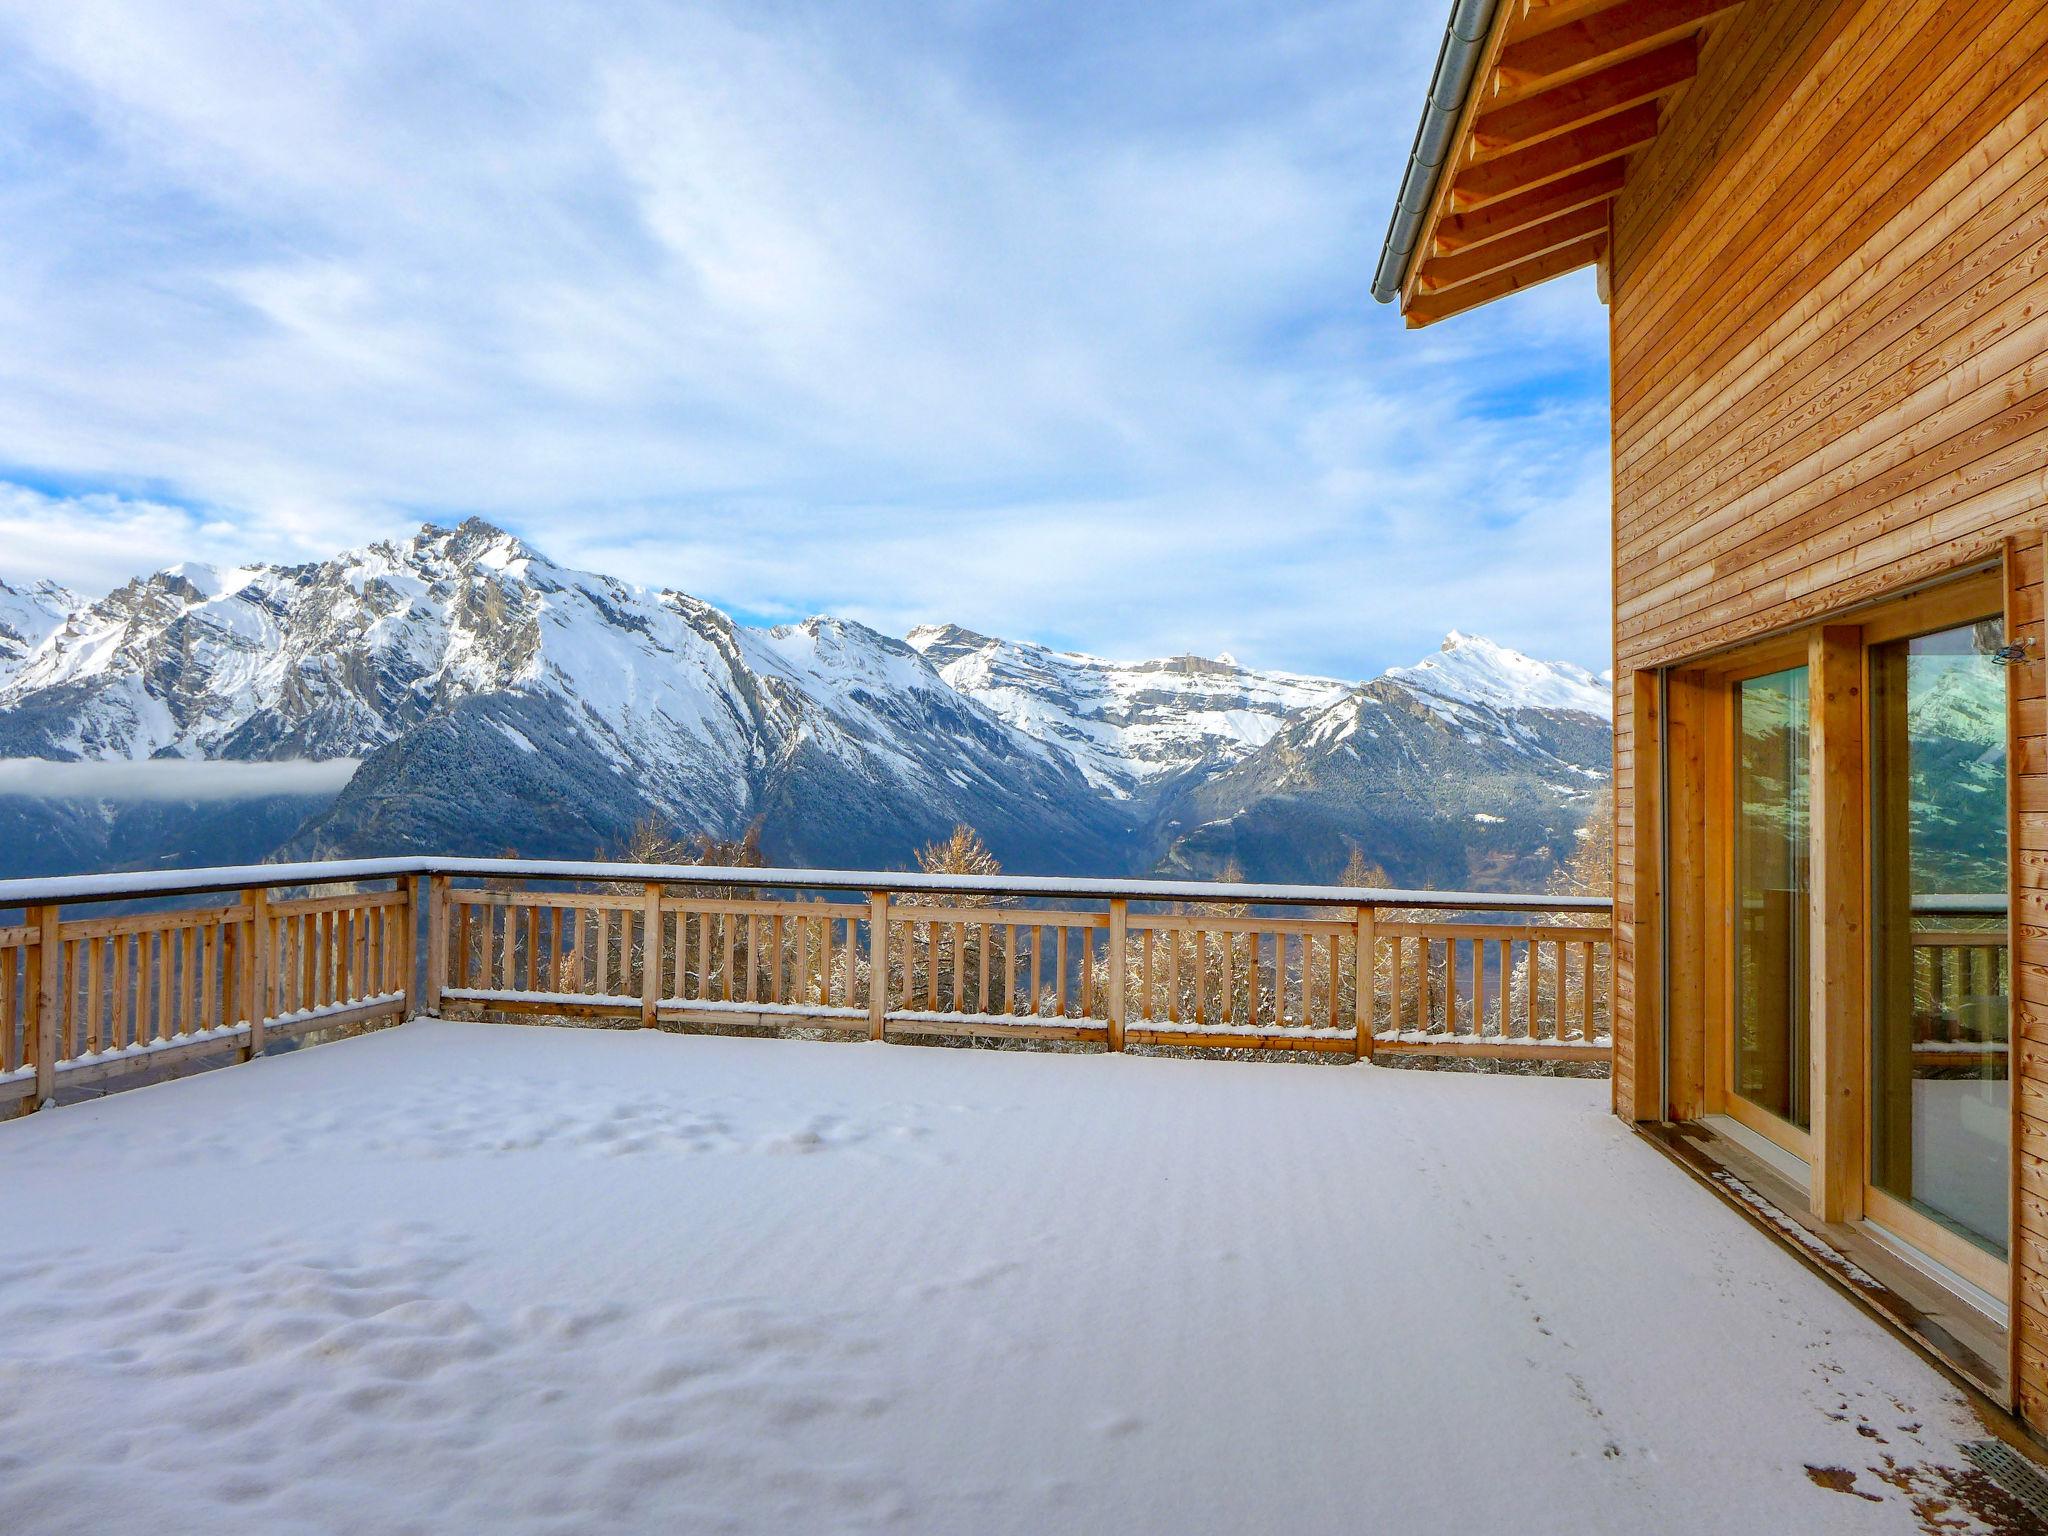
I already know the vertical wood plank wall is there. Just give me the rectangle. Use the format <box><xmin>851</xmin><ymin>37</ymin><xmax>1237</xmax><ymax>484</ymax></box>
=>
<box><xmin>1603</xmin><ymin>0</ymin><xmax>2048</xmax><ymax>1416</ymax></box>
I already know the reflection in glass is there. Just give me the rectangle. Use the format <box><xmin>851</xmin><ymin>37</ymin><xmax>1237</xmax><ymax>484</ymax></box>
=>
<box><xmin>1734</xmin><ymin>667</ymin><xmax>1810</xmax><ymax>1130</ymax></box>
<box><xmin>1870</xmin><ymin>619</ymin><xmax>2009</xmax><ymax>1261</ymax></box>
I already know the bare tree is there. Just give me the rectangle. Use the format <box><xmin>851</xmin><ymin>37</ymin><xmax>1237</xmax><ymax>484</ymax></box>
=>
<box><xmin>896</xmin><ymin>826</ymin><xmax>1011</xmax><ymax>1013</ymax></box>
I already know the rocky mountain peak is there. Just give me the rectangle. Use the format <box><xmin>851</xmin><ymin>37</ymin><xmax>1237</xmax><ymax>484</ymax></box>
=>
<box><xmin>0</xmin><ymin>527</ymin><xmax>1617</xmax><ymax>888</ymax></box>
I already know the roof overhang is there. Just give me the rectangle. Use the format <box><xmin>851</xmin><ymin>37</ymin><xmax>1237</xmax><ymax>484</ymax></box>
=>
<box><xmin>1374</xmin><ymin>0</ymin><xmax>1745</xmax><ymax>327</ymax></box>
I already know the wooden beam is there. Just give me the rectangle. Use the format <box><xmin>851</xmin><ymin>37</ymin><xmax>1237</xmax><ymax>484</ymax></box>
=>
<box><xmin>31</xmin><ymin>905</ymin><xmax>58</xmax><ymax>1108</ymax></box>
<box><xmin>1473</xmin><ymin>38</ymin><xmax>1697</xmax><ymax>155</ymax></box>
<box><xmin>1807</xmin><ymin>625</ymin><xmax>1865</xmax><ymax>1226</ymax></box>
<box><xmin>245</xmin><ymin>887</ymin><xmax>270</xmax><ymax>1055</ymax></box>
<box><xmin>1497</xmin><ymin>0</ymin><xmax>1743</xmax><ymax>93</ymax></box>
<box><xmin>1404</xmin><ymin>233</ymin><xmax>1607</xmax><ymax>326</ymax></box>
<box><xmin>1450</xmin><ymin>102</ymin><xmax>1659</xmax><ymax>212</ymax></box>
<box><xmin>1106</xmin><ymin>898</ymin><xmax>1128</xmax><ymax>1052</ymax></box>
<box><xmin>1432</xmin><ymin>161</ymin><xmax>1626</xmax><ymax>253</ymax></box>
<box><xmin>867</xmin><ymin>892</ymin><xmax>888</xmax><ymax>1040</ymax></box>
<box><xmin>1418</xmin><ymin>201</ymin><xmax>1611</xmax><ymax>293</ymax></box>
<box><xmin>1353</xmin><ymin>907</ymin><xmax>1376</xmax><ymax>1059</ymax></box>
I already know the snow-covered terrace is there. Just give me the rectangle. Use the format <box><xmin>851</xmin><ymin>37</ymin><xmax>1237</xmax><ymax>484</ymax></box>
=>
<box><xmin>2</xmin><ymin>1018</ymin><xmax>2028</xmax><ymax>1534</ymax></box>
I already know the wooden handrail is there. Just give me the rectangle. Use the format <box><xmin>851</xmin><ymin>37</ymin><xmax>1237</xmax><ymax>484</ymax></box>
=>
<box><xmin>0</xmin><ymin>856</ymin><xmax>1613</xmax><ymax>915</ymax></box>
<box><xmin>0</xmin><ymin>857</ymin><xmax>1625</xmax><ymax>1122</ymax></box>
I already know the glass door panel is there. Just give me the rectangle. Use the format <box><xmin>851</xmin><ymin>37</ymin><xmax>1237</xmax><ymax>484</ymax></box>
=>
<box><xmin>1869</xmin><ymin>619</ymin><xmax>2009</xmax><ymax>1262</ymax></box>
<box><xmin>1733</xmin><ymin>666</ymin><xmax>1811</xmax><ymax>1131</ymax></box>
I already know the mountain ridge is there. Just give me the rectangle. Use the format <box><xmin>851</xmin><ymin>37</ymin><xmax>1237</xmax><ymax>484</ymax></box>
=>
<box><xmin>0</xmin><ymin>518</ymin><xmax>1613</xmax><ymax>884</ymax></box>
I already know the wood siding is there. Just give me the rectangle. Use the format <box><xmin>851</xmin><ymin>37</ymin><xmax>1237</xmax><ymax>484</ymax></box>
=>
<box><xmin>1606</xmin><ymin>0</ymin><xmax>2048</xmax><ymax>1417</ymax></box>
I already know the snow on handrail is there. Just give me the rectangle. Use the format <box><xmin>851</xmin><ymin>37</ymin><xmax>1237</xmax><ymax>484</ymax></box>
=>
<box><xmin>0</xmin><ymin>855</ymin><xmax>1613</xmax><ymax>914</ymax></box>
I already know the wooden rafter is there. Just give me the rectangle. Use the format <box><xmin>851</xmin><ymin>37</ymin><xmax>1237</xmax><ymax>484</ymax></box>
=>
<box><xmin>1431</xmin><ymin>160</ymin><xmax>1626</xmax><ymax>253</ymax></box>
<box><xmin>1496</xmin><ymin>0</ymin><xmax>1743</xmax><ymax>94</ymax></box>
<box><xmin>1405</xmin><ymin>233</ymin><xmax>1608</xmax><ymax>327</ymax></box>
<box><xmin>1471</xmin><ymin>37</ymin><xmax>1696</xmax><ymax>155</ymax></box>
<box><xmin>1450</xmin><ymin>101</ymin><xmax>1659</xmax><ymax>212</ymax></box>
<box><xmin>1387</xmin><ymin>0</ymin><xmax>1749</xmax><ymax>324</ymax></box>
<box><xmin>1416</xmin><ymin>202</ymin><xmax>1610</xmax><ymax>294</ymax></box>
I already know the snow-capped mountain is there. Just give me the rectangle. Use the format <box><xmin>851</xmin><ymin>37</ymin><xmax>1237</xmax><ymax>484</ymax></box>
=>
<box><xmin>0</xmin><ymin>521</ymin><xmax>1126</xmax><ymax>874</ymax></box>
<box><xmin>1155</xmin><ymin>663</ymin><xmax>1611</xmax><ymax>889</ymax></box>
<box><xmin>0</xmin><ymin>520</ymin><xmax>1615</xmax><ymax>885</ymax></box>
<box><xmin>906</xmin><ymin>624</ymin><xmax>1351</xmax><ymax>797</ymax></box>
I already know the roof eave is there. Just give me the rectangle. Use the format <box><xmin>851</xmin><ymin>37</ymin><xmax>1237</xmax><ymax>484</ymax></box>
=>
<box><xmin>1371</xmin><ymin>0</ymin><xmax>1504</xmax><ymax>304</ymax></box>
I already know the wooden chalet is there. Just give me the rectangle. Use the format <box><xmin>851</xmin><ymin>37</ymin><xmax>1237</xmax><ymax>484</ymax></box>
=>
<box><xmin>1378</xmin><ymin>0</ymin><xmax>2048</xmax><ymax>1429</ymax></box>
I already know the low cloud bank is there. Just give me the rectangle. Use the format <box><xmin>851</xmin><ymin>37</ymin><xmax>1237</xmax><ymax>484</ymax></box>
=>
<box><xmin>0</xmin><ymin>759</ymin><xmax>359</xmax><ymax>802</ymax></box>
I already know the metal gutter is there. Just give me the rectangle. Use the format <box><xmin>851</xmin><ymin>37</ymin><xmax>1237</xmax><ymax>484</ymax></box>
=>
<box><xmin>1372</xmin><ymin>0</ymin><xmax>1502</xmax><ymax>304</ymax></box>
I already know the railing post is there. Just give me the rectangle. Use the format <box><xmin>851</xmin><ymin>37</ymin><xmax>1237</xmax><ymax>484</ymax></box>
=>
<box><xmin>244</xmin><ymin>887</ymin><xmax>271</xmax><ymax>1058</ymax></box>
<box><xmin>1354</xmin><ymin>905</ymin><xmax>1376</xmax><ymax>1061</ymax></box>
<box><xmin>424</xmin><ymin>875</ymin><xmax>449</xmax><ymax>1016</ymax></box>
<box><xmin>867</xmin><ymin>892</ymin><xmax>888</xmax><ymax>1041</ymax></box>
<box><xmin>641</xmin><ymin>881</ymin><xmax>662</xmax><ymax>1028</ymax></box>
<box><xmin>397</xmin><ymin>877</ymin><xmax>418</xmax><ymax>1018</ymax></box>
<box><xmin>30</xmin><ymin>903</ymin><xmax>59</xmax><ymax>1107</ymax></box>
<box><xmin>1107</xmin><ymin>899</ymin><xmax>1127</xmax><ymax>1052</ymax></box>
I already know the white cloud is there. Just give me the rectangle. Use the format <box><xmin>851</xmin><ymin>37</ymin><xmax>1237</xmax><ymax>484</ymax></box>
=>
<box><xmin>0</xmin><ymin>0</ymin><xmax>1612</xmax><ymax>676</ymax></box>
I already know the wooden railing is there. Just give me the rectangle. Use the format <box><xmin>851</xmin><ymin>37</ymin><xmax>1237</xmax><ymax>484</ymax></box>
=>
<box><xmin>0</xmin><ymin>880</ymin><xmax>414</xmax><ymax>1112</ymax></box>
<box><xmin>1910</xmin><ymin>922</ymin><xmax>2009</xmax><ymax>1070</ymax></box>
<box><xmin>420</xmin><ymin>866</ymin><xmax>1611</xmax><ymax>1058</ymax></box>
<box><xmin>0</xmin><ymin>857</ymin><xmax>1614</xmax><ymax>1117</ymax></box>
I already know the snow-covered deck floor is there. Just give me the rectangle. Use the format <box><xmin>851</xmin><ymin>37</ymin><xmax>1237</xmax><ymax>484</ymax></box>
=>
<box><xmin>0</xmin><ymin>1022</ymin><xmax>2017</xmax><ymax>1534</ymax></box>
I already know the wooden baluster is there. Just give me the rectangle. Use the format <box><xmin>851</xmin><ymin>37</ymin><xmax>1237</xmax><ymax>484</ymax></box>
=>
<box><xmin>30</xmin><ymin>905</ymin><xmax>59</xmax><ymax>1106</ymax></box>
<box><xmin>515</xmin><ymin>903</ymin><xmax>530</xmax><ymax>993</ymax></box>
<box><xmin>1</xmin><ymin>945</ymin><xmax>16</xmax><ymax>1075</ymax></box>
<box><xmin>1355</xmin><ymin>909</ymin><xmax>1376</xmax><ymax>1058</ymax></box>
<box><xmin>240</xmin><ymin>889</ymin><xmax>268</xmax><ymax>1052</ymax></box>
<box><xmin>1080</xmin><ymin>924</ymin><xmax>1096</xmax><ymax>1022</ymax></box>
<box><xmin>418</xmin><ymin>878</ymin><xmax>445</xmax><ymax>1015</ymax></box>
<box><xmin>308</xmin><ymin>911</ymin><xmax>323</xmax><ymax>1008</ymax></box>
<box><xmin>1049</xmin><ymin>926</ymin><xmax>1064</xmax><ymax>1018</ymax></box>
<box><xmin>1574</xmin><ymin>939</ymin><xmax>1589</xmax><ymax>1041</ymax></box>
<box><xmin>157</xmin><ymin>930</ymin><xmax>175</xmax><ymax>1040</ymax></box>
<box><xmin>867</xmin><ymin>895</ymin><xmax>888</xmax><ymax>1040</ymax></box>
<box><xmin>1176</xmin><ymin>928</ymin><xmax>1187</xmax><ymax>1024</ymax></box>
<box><xmin>1140</xmin><ymin>927</ymin><xmax>1154</xmax><ymax>1022</ymax></box>
<box><xmin>450</xmin><ymin>901</ymin><xmax>467</xmax><ymax>994</ymax></box>
<box><xmin>1106</xmin><ymin>901</ymin><xmax>1128</xmax><ymax>1050</ymax></box>
<box><xmin>740</xmin><ymin>913</ymin><xmax>756</xmax><ymax>1003</ymax></box>
<box><xmin>201</xmin><ymin>924</ymin><xmax>216</xmax><ymax>1032</ymax></box>
<box><xmin>1386</xmin><ymin>935</ymin><xmax>1402</xmax><ymax>1035</ymax></box>
<box><xmin>83</xmin><ymin>935</ymin><xmax>103</xmax><ymax>1056</ymax></box>
<box><xmin>640</xmin><ymin>885</ymin><xmax>661</xmax><ymax>1027</ymax></box>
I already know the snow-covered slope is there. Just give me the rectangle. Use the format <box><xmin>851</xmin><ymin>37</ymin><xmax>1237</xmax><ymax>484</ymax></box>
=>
<box><xmin>906</xmin><ymin>625</ymin><xmax>1349</xmax><ymax>797</ymax></box>
<box><xmin>0</xmin><ymin>577</ymin><xmax>83</xmax><ymax>683</ymax></box>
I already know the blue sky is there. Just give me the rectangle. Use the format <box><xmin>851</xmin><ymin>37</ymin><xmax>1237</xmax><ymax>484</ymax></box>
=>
<box><xmin>0</xmin><ymin>0</ymin><xmax>1612</xmax><ymax>679</ymax></box>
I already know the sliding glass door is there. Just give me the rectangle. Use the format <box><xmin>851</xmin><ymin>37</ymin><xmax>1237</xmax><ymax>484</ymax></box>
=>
<box><xmin>1868</xmin><ymin>619</ymin><xmax>2010</xmax><ymax>1275</ymax></box>
<box><xmin>1731</xmin><ymin>666</ymin><xmax>1812</xmax><ymax>1140</ymax></box>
